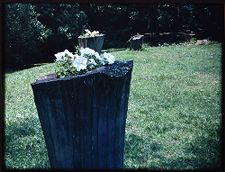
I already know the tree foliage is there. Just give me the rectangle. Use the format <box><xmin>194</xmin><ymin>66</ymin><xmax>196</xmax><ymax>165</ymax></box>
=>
<box><xmin>34</xmin><ymin>3</ymin><xmax>88</xmax><ymax>58</ymax></box>
<box><xmin>5</xmin><ymin>3</ymin><xmax>88</xmax><ymax>68</ymax></box>
<box><xmin>4</xmin><ymin>3</ymin><xmax>223</xmax><ymax>68</ymax></box>
<box><xmin>5</xmin><ymin>3</ymin><xmax>46</xmax><ymax>67</ymax></box>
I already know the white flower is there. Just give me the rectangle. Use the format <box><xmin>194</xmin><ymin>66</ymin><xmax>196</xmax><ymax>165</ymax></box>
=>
<box><xmin>94</xmin><ymin>52</ymin><xmax>101</xmax><ymax>61</ymax></box>
<box><xmin>88</xmin><ymin>59</ymin><xmax>97</xmax><ymax>66</ymax></box>
<box><xmin>91</xmin><ymin>30</ymin><xmax>100</xmax><ymax>37</ymax></box>
<box><xmin>72</xmin><ymin>54</ymin><xmax>79</xmax><ymax>61</ymax></box>
<box><xmin>83</xmin><ymin>29</ymin><xmax>100</xmax><ymax>37</ymax></box>
<box><xmin>84</xmin><ymin>29</ymin><xmax>92</xmax><ymax>35</ymax></box>
<box><xmin>87</xmin><ymin>59</ymin><xmax>98</xmax><ymax>70</ymax></box>
<box><xmin>101</xmin><ymin>52</ymin><xmax>115</xmax><ymax>64</ymax></box>
<box><xmin>55</xmin><ymin>47</ymin><xmax>116</xmax><ymax>78</ymax></box>
<box><xmin>64</xmin><ymin>49</ymin><xmax>74</xmax><ymax>59</ymax></box>
<box><xmin>54</xmin><ymin>51</ymin><xmax>66</xmax><ymax>61</ymax></box>
<box><xmin>73</xmin><ymin>56</ymin><xmax>88</xmax><ymax>71</ymax></box>
<box><xmin>54</xmin><ymin>49</ymin><xmax>75</xmax><ymax>61</ymax></box>
<box><xmin>80</xmin><ymin>48</ymin><xmax>96</xmax><ymax>57</ymax></box>
<box><xmin>80</xmin><ymin>48</ymin><xmax>103</xmax><ymax>64</ymax></box>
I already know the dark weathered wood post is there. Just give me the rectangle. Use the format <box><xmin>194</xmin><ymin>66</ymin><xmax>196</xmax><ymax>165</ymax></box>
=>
<box><xmin>78</xmin><ymin>35</ymin><xmax>105</xmax><ymax>53</ymax></box>
<box><xmin>128</xmin><ymin>34</ymin><xmax>144</xmax><ymax>50</ymax></box>
<box><xmin>31</xmin><ymin>61</ymin><xmax>133</xmax><ymax>169</ymax></box>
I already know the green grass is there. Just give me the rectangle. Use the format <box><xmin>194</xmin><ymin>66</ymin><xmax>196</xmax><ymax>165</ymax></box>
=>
<box><xmin>4</xmin><ymin>42</ymin><xmax>222</xmax><ymax>169</ymax></box>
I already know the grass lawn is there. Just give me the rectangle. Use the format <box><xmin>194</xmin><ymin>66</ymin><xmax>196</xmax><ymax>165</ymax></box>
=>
<box><xmin>4</xmin><ymin>42</ymin><xmax>222</xmax><ymax>169</ymax></box>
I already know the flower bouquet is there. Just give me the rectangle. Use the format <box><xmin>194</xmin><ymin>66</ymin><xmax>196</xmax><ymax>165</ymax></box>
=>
<box><xmin>78</xmin><ymin>29</ymin><xmax>104</xmax><ymax>38</ymax></box>
<box><xmin>54</xmin><ymin>48</ymin><xmax>115</xmax><ymax>78</ymax></box>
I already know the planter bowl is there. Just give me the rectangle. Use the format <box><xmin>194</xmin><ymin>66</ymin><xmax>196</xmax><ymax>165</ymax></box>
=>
<box><xmin>78</xmin><ymin>35</ymin><xmax>105</xmax><ymax>53</ymax></box>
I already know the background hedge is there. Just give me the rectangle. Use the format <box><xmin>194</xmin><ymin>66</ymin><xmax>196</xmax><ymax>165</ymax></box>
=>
<box><xmin>4</xmin><ymin>3</ymin><xmax>223</xmax><ymax>68</ymax></box>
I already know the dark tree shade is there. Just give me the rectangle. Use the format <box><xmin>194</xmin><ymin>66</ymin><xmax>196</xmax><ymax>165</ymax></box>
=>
<box><xmin>4</xmin><ymin>4</ymin><xmax>46</xmax><ymax>68</ymax></box>
<box><xmin>34</xmin><ymin>4</ymin><xmax>88</xmax><ymax>59</ymax></box>
<box><xmin>5</xmin><ymin>4</ymin><xmax>223</xmax><ymax>68</ymax></box>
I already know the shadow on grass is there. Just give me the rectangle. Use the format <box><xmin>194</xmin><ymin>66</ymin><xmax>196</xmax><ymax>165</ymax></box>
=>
<box><xmin>4</xmin><ymin>115</ymin><xmax>50</xmax><ymax>168</ymax></box>
<box><xmin>124</xmin><ymin>131</ymin><xmax>222</xmax><ymax>170</ymax></box>
<box><xmin>160</xmin><ymin>131</ymin><xmax>222</xmax><ymax>170</ymax></box>
<box><xmin>124</xmin><ymin>133</ymin><xmax>163</xmax><ymax>168</ymax></box>
<box><xmin>5</xmin><ymin>116</ymin><xmax>41</xmax><ymax>145</ymax></box>
<box><xmin>4</xmin><ymin>62</ymin><xmax>51</xmax><ymax>74</ymax></box>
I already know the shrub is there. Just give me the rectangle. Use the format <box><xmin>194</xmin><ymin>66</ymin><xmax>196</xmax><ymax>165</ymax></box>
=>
<box><xmin>35</xmin><ymin>4</ymin><xmax>88</xmax><ymax>59</ymax></box>
<box><xmin>4</xmin><ymin>3</ymin><xmax>48</xmax><ymax>68</ymax></box>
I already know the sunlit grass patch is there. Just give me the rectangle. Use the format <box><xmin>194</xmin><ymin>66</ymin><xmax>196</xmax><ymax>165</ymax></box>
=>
<box><xmin>5</xmin><ymin>42</ymin><xmax>221</xmax><ymax>169</ymax></box>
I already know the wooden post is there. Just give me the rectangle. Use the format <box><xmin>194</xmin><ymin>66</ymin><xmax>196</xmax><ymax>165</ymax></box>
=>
<box><xmin>128</xmin><ymin>34</ymin><xmax>144</xmax><ymax>50</ymax></box>
<box><xmin>31</xmin><ymin>61</ymin><xmax>133</xmax><ymax>169</ymax></box>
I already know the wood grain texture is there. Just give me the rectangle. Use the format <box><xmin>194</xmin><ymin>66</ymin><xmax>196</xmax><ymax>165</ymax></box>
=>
<box><xmin>31</xmin><ymin>61</ymin><xmax>133</xmax><ymax>169</ymax></box>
